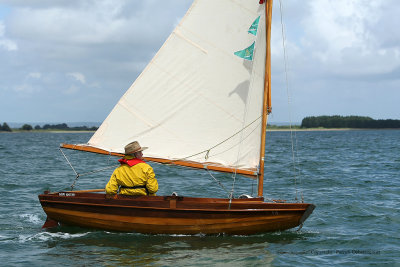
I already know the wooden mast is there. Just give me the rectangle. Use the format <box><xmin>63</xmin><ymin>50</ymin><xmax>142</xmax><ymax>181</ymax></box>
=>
<box><xmin>258</xmin><ymin>0</ymin><xmax>273</xmax><ymax>197</ymax></box>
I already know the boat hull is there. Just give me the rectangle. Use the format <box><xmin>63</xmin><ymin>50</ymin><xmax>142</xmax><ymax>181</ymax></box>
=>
<box><xmin>38</xmin><ymin>191</ymin><xmax>314</xmax><ymax>235</ymax></box>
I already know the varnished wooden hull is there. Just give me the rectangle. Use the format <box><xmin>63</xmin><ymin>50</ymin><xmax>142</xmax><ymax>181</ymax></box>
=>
<box><xmin>38</xmin><ymin>191</ymin><xmax>315</xmax><ymax>235</ymax></box>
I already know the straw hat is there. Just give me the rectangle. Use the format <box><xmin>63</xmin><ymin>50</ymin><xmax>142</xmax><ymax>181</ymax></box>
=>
<box><xmin>124</xmin><ymin>141</ymin><xmax>148</xmax><ymax>155</ymax></box>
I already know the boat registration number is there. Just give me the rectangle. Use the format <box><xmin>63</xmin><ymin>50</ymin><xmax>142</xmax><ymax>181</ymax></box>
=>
<box><xmin>59</xmin><ymin>192</ymin><xmax>75</xmax><ymax>197</ymax></box>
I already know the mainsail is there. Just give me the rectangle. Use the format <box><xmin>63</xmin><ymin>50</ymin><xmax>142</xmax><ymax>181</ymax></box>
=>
<box><xmin>63</xmin><ymin>0</ymin><xmax>272</xmax><ymax>178</ymax></box>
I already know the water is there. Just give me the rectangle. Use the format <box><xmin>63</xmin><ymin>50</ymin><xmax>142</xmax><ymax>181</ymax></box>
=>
<box><xmin>0</xmin><ymin>130</ymin><xmax>399</xmax><ymax>266</ymax></box>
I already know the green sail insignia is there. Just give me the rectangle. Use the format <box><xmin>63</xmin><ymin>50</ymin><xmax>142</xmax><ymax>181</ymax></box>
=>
<box><xmin>248</xmin><ymin>16</ymin><xmax>260</xmax><ymax>36</ymax></box>
<box><xmin>234</xmin><ymin>41</ymin><xmax>255</xmax><ymax>61</ymax></box>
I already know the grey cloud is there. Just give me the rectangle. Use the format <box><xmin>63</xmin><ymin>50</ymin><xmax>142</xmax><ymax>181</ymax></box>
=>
<box><xmin>0</xmin><ymin>0</ymin><xmax>399</xmax><ymax>123</ymax></box>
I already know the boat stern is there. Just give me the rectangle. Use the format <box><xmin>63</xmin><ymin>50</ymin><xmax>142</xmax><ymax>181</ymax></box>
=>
<box><xmin>299</xmin><ymin>203</ymin><xmax>316</xmax><ymax>224</ymax></box>
<box><xmin>39</xmin><ymin>191</ymin><xmax>60</xmax><ymax>229</ymax></box>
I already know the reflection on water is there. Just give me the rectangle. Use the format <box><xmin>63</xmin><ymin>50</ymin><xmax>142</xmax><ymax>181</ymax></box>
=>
<box><xmin>43</xmin><ymin>227</ymin><xmax>313</xmax><ymax>265</ymax></box>
<box><xmin>36</xmin><ymin>225</ymin><xmax>319</xmax><ymax>266</ymax></box>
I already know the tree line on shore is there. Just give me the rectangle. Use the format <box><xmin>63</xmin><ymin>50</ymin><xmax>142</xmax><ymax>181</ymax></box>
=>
<box><xmin>3</xmin><ymin>116</ymin><xmax>400</xmax><ymax>132</ymax></box>
<box><xmin>301</xmin><ymin>116</ymin><xmax>400</xmax><ymax>129</ymax></box>
<box><xmin>0</xmin><ymin>122</ymin><xmax>98</xmax><ymax>132</ymax></box>
<box><xmin>0</xmin><ymin>123</ymin><xmax>12</xmax><ymax>132</ymax></box>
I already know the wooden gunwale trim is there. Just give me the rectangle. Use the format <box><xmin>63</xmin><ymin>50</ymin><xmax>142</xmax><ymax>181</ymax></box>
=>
<box><xmin>42</xmin><ymin>192</ymin><xmax>265</xmax><ymax>202</ymax></box>
<box><xmin>40</xmin><ymin>194</ymin><xmax>310</xmax><ymax>207</ymax></box>
<box><xmin>40</xmin><ymin>199</ymin><xmax>307</xmax><ymax>213</ymax></box>
<box><xmin>64</xmin><ymin>189</ymin><xmax>105</xmax><ymax>193</ymax></box>
<box><xmin>39</xmin><ymin>194</ymin><xmax>310</xmax><ymax>209</ymax></box>
<box><xmin>60</xmin><ymin>143</ymin><xmax>258</xmax><ymax>177</ymax></box>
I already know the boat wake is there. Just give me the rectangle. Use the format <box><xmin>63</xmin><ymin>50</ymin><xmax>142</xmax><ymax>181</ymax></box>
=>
<box><xmin>18</xmin><ymin>231</ymin><xmax>89</xmax><ymax>243</ymax></box>
<box><xmin>19</xmin><ymin>214</ymin><xmax>42</xmax><ymax>225</ymax></box>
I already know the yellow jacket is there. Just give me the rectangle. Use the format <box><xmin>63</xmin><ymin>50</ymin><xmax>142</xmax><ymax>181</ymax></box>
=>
<box><xmin>105</xmin><ymin>156</ymin><xmax>158</xmax><ymax>196</ymax></box>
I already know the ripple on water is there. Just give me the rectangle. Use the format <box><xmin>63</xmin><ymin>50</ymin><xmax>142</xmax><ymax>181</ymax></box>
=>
<box><xmin>0</xmin><ymin>131</ymin><xmax>399</xmax><ymax>266</ymax></box>
<box><xmin>18</xmin><ymin>231</ymin><xmax>90</xmax><ymax>243</ymax></box>
<box><xmin>19</xmin><ymin>214</ymin><xmax>42</xmax><ymax>225</ymax></box>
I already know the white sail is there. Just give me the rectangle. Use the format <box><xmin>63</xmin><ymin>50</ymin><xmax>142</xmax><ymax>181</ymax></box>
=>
<box><xmin>87</xmin><ymin>0</ymin><xmax>267</xmax><ymax>174</ymax></box>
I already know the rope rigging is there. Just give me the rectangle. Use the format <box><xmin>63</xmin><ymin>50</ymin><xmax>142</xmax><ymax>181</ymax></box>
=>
<box><xmin>153</xmin><ymin>114</ymin><xmax>263</xmax><ymax>201</ymax></box>
<box><xmin>60</xmin><ymin>144</ymin><xmax>236</xmax><ymax>195</ymax></box>
<box><xmin>58</xmin><ymin>2</ymin><xmax>303</xmax><ymax>202</ymax></box>
<box><xmin>59</xmin><ymin>148</ymin><xmax>118</xmax><ymax>190</ymax></box>
<box><xmin>174</xmin><ymin>114</ymin><xmax>263</xmax><ymax>163</ymax></box>
<box><xmin>279</xmin><ymin>0</ymin><xmax>302</xmax><ymax>202</ymax></box>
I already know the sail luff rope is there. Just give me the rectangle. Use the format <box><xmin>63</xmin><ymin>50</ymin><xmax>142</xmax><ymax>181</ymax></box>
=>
<box><xmin>279</xmin><ymin>0</ymin><xmax>301</xmax><ymax>201</ymax></box>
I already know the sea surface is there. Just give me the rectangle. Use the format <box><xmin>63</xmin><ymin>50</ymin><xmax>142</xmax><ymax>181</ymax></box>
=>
<box><xmin>0</xmin><ymin>130</ymin><xmax>399</xmax><ymax>266</ymax></box>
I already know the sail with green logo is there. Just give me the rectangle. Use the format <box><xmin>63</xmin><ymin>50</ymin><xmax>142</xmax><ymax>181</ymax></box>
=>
<box><xmin>248</xmin><ymin>16</ymin><xmax>260</xmax><ymax>36</ymax></box>
<box><xmin>234</xmin><ymin>42</ymin><xmax>255</xmax><ymax>60</ymax></box>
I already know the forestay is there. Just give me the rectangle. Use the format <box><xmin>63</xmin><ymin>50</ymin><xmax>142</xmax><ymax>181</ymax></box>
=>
<box><xmin>75</xmin><ymin>0</ymin><xmax>268</xmax><ymax>176</ymax></box>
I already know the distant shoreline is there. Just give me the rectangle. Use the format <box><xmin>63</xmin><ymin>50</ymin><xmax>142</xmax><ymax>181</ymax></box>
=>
<box><xmin>267</xmin><ymin>127</ymin><xmax>400</xmax><ymax>131</ymax></box>
<box><xmin>1</xmin><ymin>130</ymin><xmax>96</xmax><ymax>133</ymax></box>
<box><xmin>2</xmin><ymin>128</ymin><xmax>399</xmax><ymax>134</ymax></box>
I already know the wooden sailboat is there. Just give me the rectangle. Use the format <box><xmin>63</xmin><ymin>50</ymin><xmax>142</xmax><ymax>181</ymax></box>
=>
<box><xmin>39</xmin><ymin>0</ymin><xmax>314</xmax><ymax>235</ymax></box>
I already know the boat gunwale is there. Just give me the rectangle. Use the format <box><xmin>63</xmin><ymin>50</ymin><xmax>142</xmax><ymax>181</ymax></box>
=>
<box><xmin>40</xmin><ymin>191</ymin><xmax>267</xmax><ymax>202</ymax></box>
<box><xmin>39</xmin><ymin>198</ymin><xmax>312</xmax><ymax>213</ymax></box>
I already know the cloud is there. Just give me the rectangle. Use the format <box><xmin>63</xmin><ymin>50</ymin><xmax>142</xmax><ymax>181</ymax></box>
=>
<box><xmin>1</xmin><ymin>0</ymin><xmax>399</xmax><ymax>123</ymax></box>
<box><xmin>0</xmin><ymin>21</ymin><xmax>17</xmax><ymax>51</ymax></box>
<box><xmin>64</xmin><ymin>85</ymin><xmax>79</xmax><ymax>95</ymax></box>
<box><xmin>7</xmin><ymin>1</ymin><xmax>189</xmax><ymax>49</ymax></box>
<box><xmin>12</xmin><ymin>72</ymin><xmax>44</xmax><ymax>94</ymax></box>
<box><xmin>67</xmin><ymin>72</ymin><xmax>86</xmax><ymax>84</ymax></box>
<box><xmin>14</xmin><ymin>83</ymin><xmax>36</xmax><ymax>94</ymax></box>
<box><xmin>298</xmin><ymin>0</ymin><xmax>400</xmax><ymax>77</ymax></box>
<box><xmin>268</xmin><ymin>0</ymin><xmax>400</xmax><ymax>122</ymax></box>
<box><xmin>28</xmin><ymin>72</ymin><xmax>41</xmax><ymax>79</ymax></box>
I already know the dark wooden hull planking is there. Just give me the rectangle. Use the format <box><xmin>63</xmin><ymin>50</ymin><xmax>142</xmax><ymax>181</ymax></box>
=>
<box><xmin>38</xmin><ymin>191</ymin><xmax>315</xmax><ymax>235</ymax></box>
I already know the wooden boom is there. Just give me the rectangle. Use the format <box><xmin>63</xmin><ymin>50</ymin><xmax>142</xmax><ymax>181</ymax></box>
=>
<box><xmin>60</xmin><ymin>143</ymin><xmax>259</xmax><ymax>178</ymax></box>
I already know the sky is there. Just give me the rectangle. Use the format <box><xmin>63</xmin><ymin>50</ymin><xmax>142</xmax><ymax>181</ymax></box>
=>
<box><xmin>0</xmin><ymin>0</ymin><xmax>399</xmax><ymax>125</ymax></box>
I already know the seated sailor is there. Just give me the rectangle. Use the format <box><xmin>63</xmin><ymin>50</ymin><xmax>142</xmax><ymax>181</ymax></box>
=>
<box><xmin>105</xmin><ymin>141</ymin><xmax>158</xmax><ymax>196</ymax></box>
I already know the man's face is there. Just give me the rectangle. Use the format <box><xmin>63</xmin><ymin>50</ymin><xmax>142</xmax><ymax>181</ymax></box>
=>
<box><xmin>135</xmin><ymin>151</ymin><xmax>143</xmax><ymax>159</ymax></box>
